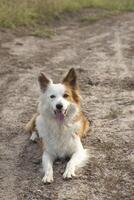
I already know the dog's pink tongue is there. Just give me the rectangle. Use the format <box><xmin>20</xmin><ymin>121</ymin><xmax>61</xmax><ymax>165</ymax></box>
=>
<box><xmin>56</xmin><ymin>112</ymin><xmax>64</xmax><ymax>121</ymax></box>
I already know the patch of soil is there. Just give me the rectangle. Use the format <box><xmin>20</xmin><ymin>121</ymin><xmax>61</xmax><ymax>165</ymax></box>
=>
<box><xmin>120</xmin><ymin>77</ymin><xmax>134</xmax><ymax>90</ymax></box>
<box><xmin>0</xmin><ymin>11</ymin><xmax>134</xmax><ymax>200</ymax></box>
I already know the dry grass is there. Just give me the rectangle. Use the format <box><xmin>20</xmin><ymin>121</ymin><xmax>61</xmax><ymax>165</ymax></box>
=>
<box><xmin>0</xmin><ymin>0</ymin><xmax>133</xmax><ymax>29</ymax></box>
<box><xmin>80</xmin><ymin>11</ymin><xmax>120</xmax><ymax>23</ymax></box>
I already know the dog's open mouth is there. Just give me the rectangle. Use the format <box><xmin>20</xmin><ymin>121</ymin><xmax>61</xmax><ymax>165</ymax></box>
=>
<box><xmin>54</xmin><ymin>110</ymin><xmax>67</xmax><ymax>121</ymax></box>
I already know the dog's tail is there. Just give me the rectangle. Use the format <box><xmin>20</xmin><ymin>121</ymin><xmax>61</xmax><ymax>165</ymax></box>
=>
<box><xmin>74</xmin><ymin>149</ymin><xmax>89</xmax><ymax>169</ymax></box>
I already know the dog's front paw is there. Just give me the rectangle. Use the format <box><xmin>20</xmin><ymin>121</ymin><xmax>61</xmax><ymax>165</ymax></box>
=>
<box><xmin>63</xmin><ymin>165</ymin><xmax>76</xmax><ymax>179</ymax></box>
<box><xmin>42</xmin><ymin>174</ymin><xmax>54</xmax><ymax>184</ymax></box>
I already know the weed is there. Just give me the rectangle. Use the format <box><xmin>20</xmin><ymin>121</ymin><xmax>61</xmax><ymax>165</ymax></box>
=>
<box><xmin>32</xmin><ymin>27</ymin><xmax>54</xmax><ymax>38</ymax></box>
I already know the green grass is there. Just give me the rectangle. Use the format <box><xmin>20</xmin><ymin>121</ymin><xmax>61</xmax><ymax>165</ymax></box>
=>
<box><xmin>32</xmin><ymin>27</ymin><xmax>54</xmax><ymax>38</ymax></box>
<box><xmin>0</xmin><ymin>0</ymin><xmax>134</xmax><ymax>29</ymax></box>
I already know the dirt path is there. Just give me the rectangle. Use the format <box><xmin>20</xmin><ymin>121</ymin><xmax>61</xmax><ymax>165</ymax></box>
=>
<box><xmin>0</xmin><ymin>12</ymin><xmax>134</xmax><ymax>200</ymax></box>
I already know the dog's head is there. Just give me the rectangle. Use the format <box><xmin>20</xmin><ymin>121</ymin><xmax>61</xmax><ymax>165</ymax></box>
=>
<box><xmin>38</xmin><ymin>68</ymin><xmax>80</xmax><ymax>122</ymax></box>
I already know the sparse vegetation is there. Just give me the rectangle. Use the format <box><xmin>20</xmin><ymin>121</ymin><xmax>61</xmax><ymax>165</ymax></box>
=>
<box><xmin>32</xmin><ymin>27</ymin><xmax>54</xmax><ymax>38</ymax></box>
<box><xmin>80</xmin><ymin>11</ymin><xmax>120</xmax><ymax>23</ymax></box>
<box><xmin>0</xmin><ymin>0</ymin><xmax>133</xmax><ymax>28</ymax></box>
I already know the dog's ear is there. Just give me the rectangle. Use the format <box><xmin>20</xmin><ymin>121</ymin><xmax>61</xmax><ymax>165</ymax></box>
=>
<box><xmin>38</xmin><ymin>72</ymin><xmax>50</xmax><ymax>92</ymax></box>
<box><xmin>62</xmin><ymin>68</ymin><xmax>78</xmax><ymax>89</ymax></box>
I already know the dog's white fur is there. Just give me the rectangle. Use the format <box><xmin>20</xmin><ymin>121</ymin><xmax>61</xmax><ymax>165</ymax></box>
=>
<box><xmin>30</xmin><ymin>70</ymin><xmax>89</xmax><ymax>183</ymax></box>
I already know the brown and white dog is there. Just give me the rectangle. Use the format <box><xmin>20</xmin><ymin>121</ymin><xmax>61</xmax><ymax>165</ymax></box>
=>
<box><xmin>26</xmin><ymin>68</ymin><xmax>89</xmax><ymax>183</ymax></box>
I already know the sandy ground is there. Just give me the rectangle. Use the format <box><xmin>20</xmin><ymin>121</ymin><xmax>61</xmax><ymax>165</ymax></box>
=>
<box><xmin>0</xmin><ymin>12</ymin><xmax>134</xmax><ymax>200</ymax></box>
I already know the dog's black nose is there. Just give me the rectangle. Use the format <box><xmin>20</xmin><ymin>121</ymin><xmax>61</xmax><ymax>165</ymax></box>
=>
<box><xmin>56</xmin><ymin>104</ymin><xmax>63</xmax><ymax>110</ymax></box>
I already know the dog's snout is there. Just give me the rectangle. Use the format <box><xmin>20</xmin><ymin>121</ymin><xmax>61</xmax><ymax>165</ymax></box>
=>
<box><xmin>56</xmin><ymin>103</ymin><xmax>63</xmax><ymax>110</ymax></box>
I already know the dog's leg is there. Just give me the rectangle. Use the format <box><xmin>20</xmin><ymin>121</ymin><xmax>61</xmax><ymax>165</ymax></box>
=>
<box><xmin>63</xmin><ymin>150</ymin><xmax>88</xmax><ymax>179</ymax></box>
<box><xmin>63</xmin><ymin>136</ymin><xmax>89</xmax><ymax>179</ymax></box>
<box><xmin>42</xmin><ymin>151</ymin><xmax>54</xmax><ymax>183</ymax></box>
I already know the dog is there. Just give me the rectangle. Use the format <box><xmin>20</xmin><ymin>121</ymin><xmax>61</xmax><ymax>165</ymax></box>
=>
<box><xmin>25</xmin><ymin>68</ymin><xmax>89</xmax><ymax>183</ymax></box>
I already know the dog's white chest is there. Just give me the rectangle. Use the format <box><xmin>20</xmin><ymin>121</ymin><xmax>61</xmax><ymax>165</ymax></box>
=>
<box><xmin>36</xmin><ymin>115</ymin><xmax>80</xmax><ymax>158</ymax></box>
<box><xmin>47</xmin><ymin>131</ymin><xmax>75</xmax><ymax>158</ymax></box>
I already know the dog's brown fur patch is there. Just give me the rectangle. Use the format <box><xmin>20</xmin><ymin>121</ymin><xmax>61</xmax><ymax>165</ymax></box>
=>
<box><xmin>63</xmin><ymin>69</ymin><xmax>89</xmax><ymax>138</ymax></box>
<box><xmin>63</xmin><ymin>84</ymin><xmax>80</xmax><ymax>105</ymax></box>
<box><xmin>25</xmin><ymin>113</ymin><xmax>38</xmax><ymax>134</ymax></box>
<box><xmin>74</xmin><ymin>112</ymin><xmax>89</xmax><ymax>138</ymax></box>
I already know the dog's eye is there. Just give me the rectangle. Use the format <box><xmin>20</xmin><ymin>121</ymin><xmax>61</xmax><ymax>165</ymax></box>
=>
<box><xmin>63</xmin><ymin>93</ymin><xmax>69</xmax><ymax>98</ymax></box>
<box><xmin>50</xmin><ymin>95</ymin><xmax>56</xmax><ymax>99</ymax></box>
